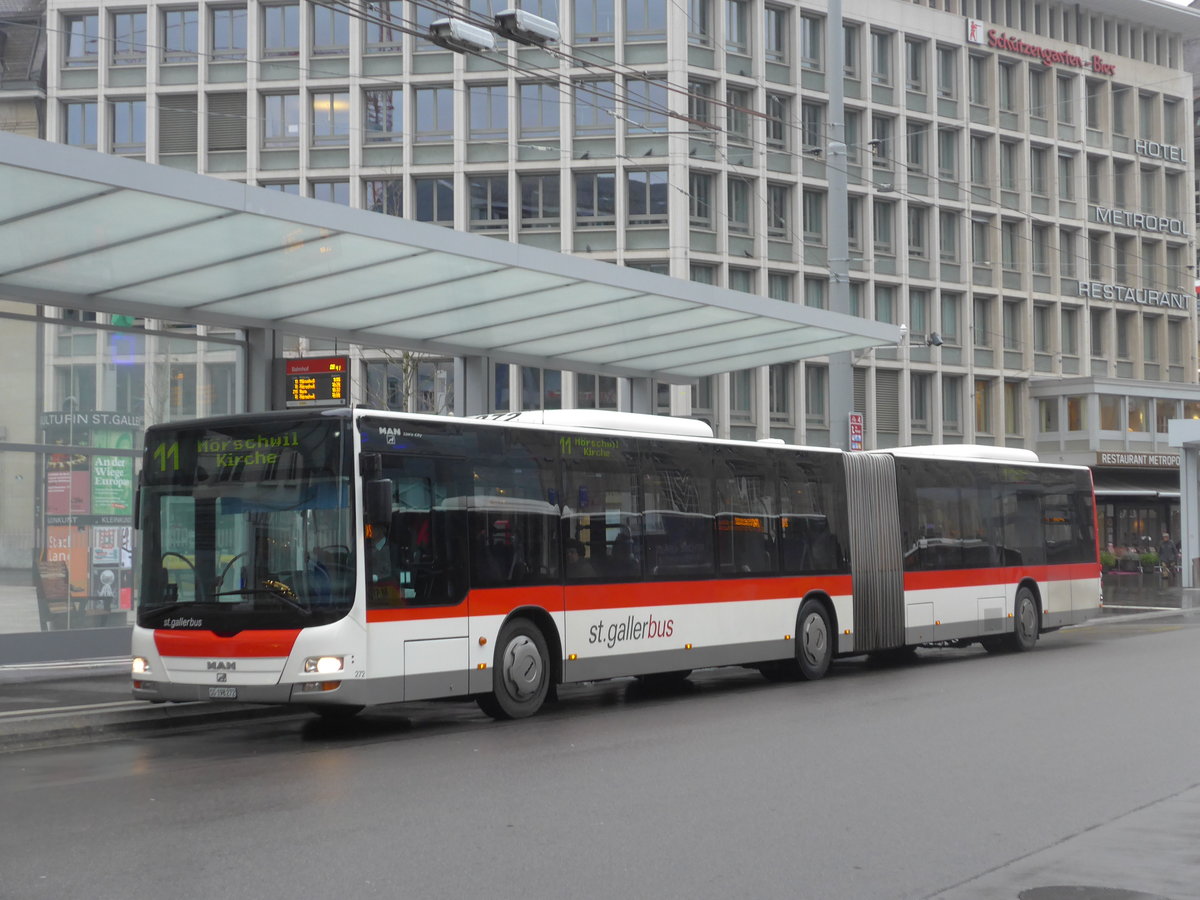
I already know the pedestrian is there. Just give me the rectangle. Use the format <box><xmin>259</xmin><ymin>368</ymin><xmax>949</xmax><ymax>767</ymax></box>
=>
<box><xmin>1158</xmin><ymin>532</ymin><xmax>1179</xmax><ymax>578</ymax></box>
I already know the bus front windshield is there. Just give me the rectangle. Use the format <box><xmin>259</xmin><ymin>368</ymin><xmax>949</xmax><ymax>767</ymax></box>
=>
<box><xmin>138</xmin><ymin>416</ymin><xmax>355</xmax><ymax>631</ymax></box>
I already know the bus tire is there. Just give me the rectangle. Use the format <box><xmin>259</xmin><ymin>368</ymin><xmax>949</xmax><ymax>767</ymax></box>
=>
<box><xmin>478</xmin><ymin>617</ymin><xmax>550</xmax><ymax>720</ymax></box>
<box><xmin>1010</xmin><ymin>587</ymin><xmax>1040</xmax><ymax>652</ymax></box>
<box><xmin>796</xmin><ymin>598</ymin><xmax>833</xmax><ymax>680</ymax></box>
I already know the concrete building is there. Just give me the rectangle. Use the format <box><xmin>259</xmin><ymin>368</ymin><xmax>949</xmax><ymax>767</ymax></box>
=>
<box><xmin>2</xmin><ymin>0</ymin><xmax>1200</xmax><ymax>636</ymax></box>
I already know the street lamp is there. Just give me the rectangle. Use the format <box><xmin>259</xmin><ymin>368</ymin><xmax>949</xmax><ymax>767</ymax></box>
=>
<box><xmin>428</xmin><ymin>18</ymin><xmax>496</xmax><ymax>53</ymax></box>
<box><xmin>494</xmin><ymin>9</ymin><xmax>560</xmax><ymax>45</ymax></box>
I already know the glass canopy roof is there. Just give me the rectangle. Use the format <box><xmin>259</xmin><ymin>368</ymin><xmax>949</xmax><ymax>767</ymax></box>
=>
<box><xmin>0</xmin><ymin>132</ymin><xmax>900</xmax><ymax>381</ymax></box>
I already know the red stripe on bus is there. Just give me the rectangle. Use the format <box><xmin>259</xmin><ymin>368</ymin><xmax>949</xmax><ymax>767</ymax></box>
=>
<box><xmin>562</xmin><ymin>575</ymin><xmax>853</xmax><ymax>611</ymax></box>
<box><xmin>366</xmin><ymin>585</ymin><xmax>564</xmax><ymax>623</ymax></box>
<box><xmin>903</xmin><ymin>562</ymin><xmax>1099</xmax><ymax>592</ymax></box>
<box><xmin>365</xmin><ymin>576</ymin><xmax>854</xmax><ymax>623</ymax></box>
<box><xmin>154</xmin><ymin>629</ymin><xmax>302</xmax><ymax>658</ymax></box>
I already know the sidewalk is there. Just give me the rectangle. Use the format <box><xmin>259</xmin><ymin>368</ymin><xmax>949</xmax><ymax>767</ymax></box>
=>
<box><xmin>0</xmin><ymin>581</ymin><xmax>131</xmax><ymax>635</ymax></box>
<box><xmin>0</xmin><ymin>658</ymin><xmax>294</xmax><ymax>752</ymax></box>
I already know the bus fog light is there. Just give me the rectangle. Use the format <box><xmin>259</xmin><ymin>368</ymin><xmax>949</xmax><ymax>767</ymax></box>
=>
<box><xmin>304</xmin><ymin>656</ymin><xmax>344</xmax><ymax>674</ymax></box>
<box><xmin>132</xmin><ymin>657</ymin><xmax>151</xmax><ymax>676</ymax></box>
<box><xmin>300</xmin><ymin>681</ymin><xmax>341</xmax><ymax>693</ymax></box>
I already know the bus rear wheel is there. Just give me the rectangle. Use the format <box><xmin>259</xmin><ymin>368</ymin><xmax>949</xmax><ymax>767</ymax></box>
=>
<box><xmin>1009</xmin><ymin>587</ymin><xmax>1040</xmax><ymax>652</ymax></box>
<box><xmin>796</xmin><ymin>598</ymin><xmax>833</xmax><ymax>680</ymax></box>
<box><xmin>478</xmin><ymin>617</ymin><xmax>550</xmax><ymax>720</ymax></box>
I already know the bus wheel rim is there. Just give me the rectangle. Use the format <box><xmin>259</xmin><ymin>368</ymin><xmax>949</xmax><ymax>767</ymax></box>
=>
<box><xmin>1018</xmin><ymin>598</ymin><xmax>1037</xmax><ymax>640</ymax></box>
<box><xmin>801</xmin><ymin>612</ymin><xmax>828</xmax><ymax>666</ymax></box>
<box><xmin>502</xmin><ymin>635</ymin><xmax>543</xmax><ymax>699</ymax></box>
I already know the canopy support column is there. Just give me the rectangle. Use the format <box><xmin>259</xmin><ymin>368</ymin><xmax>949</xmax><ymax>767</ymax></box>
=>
<box><xmin>1168</xmin><ymin>420</ymin><xmax>1200</xmax><ymax>590</ymax></box>
<box><xmin>455</xmin><ymin>355</ymin><xmax>489</xmax><ymax>417</ymax></box>
<box><xmin>620</xmin><ymin>377</ymin><xmax>653</xmax><ymax>415</ymax></box>
<box><xmin>246</xmin><ymin>327</ymin><xmax>277</xmax><ymax>413</ymax></box>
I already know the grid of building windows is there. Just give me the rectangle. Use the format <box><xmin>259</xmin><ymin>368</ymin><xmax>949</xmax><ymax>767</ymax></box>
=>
<box><xmin>12</xmin><ymin>0</ymin><xmax>1200</xmax><ymax>451</ymax></box>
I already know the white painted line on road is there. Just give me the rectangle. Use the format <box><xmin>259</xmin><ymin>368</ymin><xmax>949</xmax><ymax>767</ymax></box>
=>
<box><xmin>0</xmin><ymin>700</ymin><xmax>202</xmax><ymax>720</ymax></box>
<box><xmin>0</xmin><ymin>657</ymin><xmax>130</xmax><ymax>673</ymax></box>
<box><xmin>1100</xmin><ymin>604</ymin><xmax>1180</xmax><ymax>612</ymax></box>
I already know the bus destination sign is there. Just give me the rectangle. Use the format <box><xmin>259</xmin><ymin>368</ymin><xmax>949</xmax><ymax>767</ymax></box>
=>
<box><xmin>285</xmin><ymin>356</ymin><xmax>349</xmax><ymax>408</ymax></box>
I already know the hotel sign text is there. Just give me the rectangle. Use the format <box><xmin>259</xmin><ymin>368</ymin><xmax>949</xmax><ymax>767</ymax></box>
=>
<box><xmin>1135</xmin><ymin>140</ymin><xmax>1186</xmax><ymax>164</ymax></box>
<box><xmin>1078</xmin><ymin>282</ymin><xmax>1188</xmax><ymax>310</ymax></box>
<box><xmin>1093</xmin><ymin>207</ymin><xmax>1187</xmax><ymax>236</ymax></box>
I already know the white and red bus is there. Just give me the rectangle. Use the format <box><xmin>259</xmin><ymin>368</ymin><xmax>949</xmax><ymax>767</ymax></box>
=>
<box><xmin>132</xmin><ymin>407</ymin><xmax>1100</xmax><ymax>719</ymax></box>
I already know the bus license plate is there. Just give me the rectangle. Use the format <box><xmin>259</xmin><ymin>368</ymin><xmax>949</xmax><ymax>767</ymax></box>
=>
<box><xmin>208</xmin><ymin>687</ymin><xmax>237</xmax><ymax>699</ymax></box>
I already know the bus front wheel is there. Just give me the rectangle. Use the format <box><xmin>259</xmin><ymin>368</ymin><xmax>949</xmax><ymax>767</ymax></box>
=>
<box><xmin>478</xmin><ymin>617</ymin><xmax>550</xmax><ymax>720</ymax></box>
<box><xmin>796</xmin><ymin>598</ymin><xmax>833</xmax><ymax>680</ymax></box>
<box><xmin>1010</xmin><ymin>587</ymin><xmax>1040</xmax><ymax>652</ymax></box>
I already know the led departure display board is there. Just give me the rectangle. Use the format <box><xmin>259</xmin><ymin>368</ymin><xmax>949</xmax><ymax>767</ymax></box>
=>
<box><xmin>284</xmin><ymin>356</ymin><xmax>349</xmax><ymax>408</ymax></box>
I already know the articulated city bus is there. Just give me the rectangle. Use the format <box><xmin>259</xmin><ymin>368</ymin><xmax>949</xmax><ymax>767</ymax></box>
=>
<box><xmin>132</xmin><ymin>407</ymin><xmax>1100</xmax><ymax>719</ymax></box>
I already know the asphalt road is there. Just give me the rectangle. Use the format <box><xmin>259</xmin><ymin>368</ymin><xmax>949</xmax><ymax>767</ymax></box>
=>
<box><xmin>2</xmin><ymin>614</ymin><xmax>1200</xmax><ymax>900</ymax></box>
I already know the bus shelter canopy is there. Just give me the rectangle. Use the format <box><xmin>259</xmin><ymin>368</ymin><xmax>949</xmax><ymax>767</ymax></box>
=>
<box><xmin>0</xmin><ymin>132</ymin><xmax>900</xmax><ymax>381</ymax></box>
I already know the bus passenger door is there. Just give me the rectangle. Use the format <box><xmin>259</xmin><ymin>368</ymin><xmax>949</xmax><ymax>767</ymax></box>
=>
<box><xmin>367</xmin><ymin>454</ymin><xmax>471</xmax><ymax>701</ymax></box>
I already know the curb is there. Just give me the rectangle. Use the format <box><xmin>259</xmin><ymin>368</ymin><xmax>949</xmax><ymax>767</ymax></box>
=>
<box><xmin>0</xmin><ymin>700</ymin><xmax>301</xmax><ymax>753</ymax></box>
<box><xmin>0</xmin><ymin>658</ymin><xmax>130</xmax><ymax>685</ymax></box>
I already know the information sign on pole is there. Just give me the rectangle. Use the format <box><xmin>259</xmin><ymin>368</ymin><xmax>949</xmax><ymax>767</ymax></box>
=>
<box><xmin>285</xmin><ymin>356</ymin><xmax>349</xmax><ymax>408</ymax></box>
<box><xmin>848</xmin><ymin>411</ymin><xmax>864</xmax><ymax>451</ymax></box>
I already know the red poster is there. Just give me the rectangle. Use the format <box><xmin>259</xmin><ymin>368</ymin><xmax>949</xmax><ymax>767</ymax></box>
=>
<box><xmin>46</xmin><ymin>454</ymin><xmax>90</xmax><ymax>516</ymax></box>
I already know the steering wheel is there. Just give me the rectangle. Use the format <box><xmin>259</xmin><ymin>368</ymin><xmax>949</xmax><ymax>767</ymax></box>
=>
<box><xmin>160</xmin><ymin>551</ymin><xmax>196</xmax><ymax>572</ymax></box>
<box><xmin>215</xmin><ymin>551</ymin><xmax>249</xmax><ymax>590</ymax></box>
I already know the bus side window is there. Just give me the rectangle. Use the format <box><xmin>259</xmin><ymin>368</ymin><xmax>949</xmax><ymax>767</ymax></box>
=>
<box><xmin>1001</xmin><ymin>467</ymin><xmax>1045</xmax><ymax>567</ymax></box>
<box><xmin>468</xmin><ymin>431</ymin><xmax>560</xmax><ymax>589</ymax></box>
<box><xmin>779</xmin><ymin>452</ymin><xmax>847</xmax><ymax>574</ymax></box>
<box><xmin>715</xmin><ymin>447</ymin><xmax>777</xmax><ymax>576</ymax></box>
<box><xmin>367</xmin><ymin>458</ymin><xmax>469</xmax><ymax>608</ymax></box>
<box><xmin>641</xmin><ymin>441</ymin><xmax>714</xmax><ymax>580</ymax></box>
<box><xmin>562</xmin><ymin>448</ymin><xmax>644</xmax><ymax>583</ymax></box>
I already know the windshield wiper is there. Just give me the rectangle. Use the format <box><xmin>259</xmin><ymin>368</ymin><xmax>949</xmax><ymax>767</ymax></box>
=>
<box><xmin>212</xmin><ymin>581</ymin><xmax>312</xmax><ymax>617</ymax></box>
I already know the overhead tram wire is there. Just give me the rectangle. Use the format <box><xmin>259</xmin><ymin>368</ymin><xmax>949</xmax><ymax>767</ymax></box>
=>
<box><xmin>346</xmin><ymin>3</ymin><xmax>1198</xmax><ymax>290</ymax></box>
<box><xmin>12</xmin><ymin>5</ymin><xmax>1188</xmax><ymax>286</ymax></box>
<box><xmin>5</xmin><ymin>4</ymin><xmax>1193</xmax><ymax>152</ymax></box>
<box><xmin>3</xmin><ymin>11</ymin><xmax>1180</xmax><ymax>296</ymax></box>
<box><xmin>34</xmin><ymin>0</ymin><xmax>1184</xmax><ymax>214</ymax></box>
<box><xmin>322</xmin><ymin>0</ymin><xmax>785</xmax><ymax>130</ymax></box>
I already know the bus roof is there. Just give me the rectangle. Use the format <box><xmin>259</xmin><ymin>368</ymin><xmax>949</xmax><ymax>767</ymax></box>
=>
<box><xmin>473</xmin><ymin>409</ymin><xmax>714</xmax><ymax>438</ymax></box>
<box><xmin>880</xmin><ymin>445</ymin><xmax>1040</xmax><ymax>463</ymax></box>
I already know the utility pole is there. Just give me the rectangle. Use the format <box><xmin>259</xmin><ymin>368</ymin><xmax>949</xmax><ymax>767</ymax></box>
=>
<box><xmin>826</xmin><ymin>0</ymin><xmax>855</xmax><ymax>450</ymax></box>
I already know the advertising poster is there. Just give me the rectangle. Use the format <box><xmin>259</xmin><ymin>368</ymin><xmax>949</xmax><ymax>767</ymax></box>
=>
<box><xmin>90</xmin><ymin>567</ymin><xmax>120</xmax><ymax>611</ymax></box>
<box><xmin>90</xmin><ymin>428</ymin><xmax>134</xmax><ymax>516</ymax></box>
<box><xmin>46</xmin><ymin>524</ymin><xmax>90</xmax><ymax>608</ymax></box>
<box><xmin>45</xmin><ymin>453</ymin><xmax>90</xmax><ymax>516</ymax></box>
<box><xmin>91</xmin><ymin>527</ymin><xmax>134</xmax><ymax>611</ymax></box>
<box><xmin>92</xmin><ymin>526</ymin><xmax>121</xmax><ymax>565</ymax></box>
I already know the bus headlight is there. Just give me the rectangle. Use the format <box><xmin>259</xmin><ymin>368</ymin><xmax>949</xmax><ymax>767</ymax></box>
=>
<box><xmin>131</xmin><ymin>657</ymin><xmax>151</xmax><ymax>675</ymax></box>
<box><xmin>304</xmin><ymin>656</ymin><xmax>344</xmax><ymax>674</ymax></box>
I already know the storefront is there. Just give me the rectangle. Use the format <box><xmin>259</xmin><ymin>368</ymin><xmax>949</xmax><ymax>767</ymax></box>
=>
<box><xmin>1092</xmin><ymin>452</ymin><xmax>1181</xmax><ymax>557</ymax></box>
